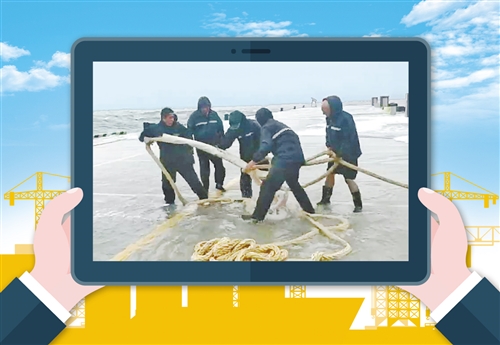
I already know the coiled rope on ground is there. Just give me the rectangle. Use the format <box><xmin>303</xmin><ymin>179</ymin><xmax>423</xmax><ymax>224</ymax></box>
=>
<box><xmin>190</xmin><ymin>213</ymin><xmax>352</xmax><ymax>261</ymax></box>
<box><xmin>110</xmin><ymin>134</ymin><xmax>407</xmax><ymax>262</ymax></box>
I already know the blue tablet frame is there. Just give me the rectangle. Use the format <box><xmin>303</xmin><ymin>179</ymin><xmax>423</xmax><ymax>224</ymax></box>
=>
<box><xmin>71</xmin><ymin>38</ymin><xmax>430</xmax><ymax>286</ymax></box>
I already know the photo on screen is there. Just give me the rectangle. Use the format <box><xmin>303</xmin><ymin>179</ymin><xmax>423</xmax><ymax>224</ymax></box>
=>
<box><xmin>92</xmin><ymin>61</ymin><xmax>409</xmax><ymax>263</ymax></box>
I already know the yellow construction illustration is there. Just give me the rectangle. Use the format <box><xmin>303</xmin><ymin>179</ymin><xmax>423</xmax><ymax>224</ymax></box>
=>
<box><xmin>433</xmin><ymin>172</ymin><xmax>498</xmax><ymax>208</ymax></box>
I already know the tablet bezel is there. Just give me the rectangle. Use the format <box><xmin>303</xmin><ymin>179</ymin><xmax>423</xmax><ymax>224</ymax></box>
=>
<box><xmin>71</xmin><ymin>38</ymin><xmax>430</xmax><ymax>286</ymax></box>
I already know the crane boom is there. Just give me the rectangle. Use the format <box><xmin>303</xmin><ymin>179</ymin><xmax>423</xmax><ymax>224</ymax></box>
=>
<box><xmin>3</xmin><ymin>172</ymin><xmax>69</xmax><ymax>229</ymax></box>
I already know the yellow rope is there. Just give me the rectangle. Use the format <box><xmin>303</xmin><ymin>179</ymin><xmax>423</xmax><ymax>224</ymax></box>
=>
<box><xmin>192</xmin><ymin>238</ymin><xmax>289</xmax><ymax>261</ymax></box>
<box><xmin>145</xmin><ymin>143</ymin><xmax>188</xmax><ymax>205</ymax></box>
<box><xmin>191</xmin><ymin>212</ymin><xmax>352</xmax><ymax>261</ymax></box>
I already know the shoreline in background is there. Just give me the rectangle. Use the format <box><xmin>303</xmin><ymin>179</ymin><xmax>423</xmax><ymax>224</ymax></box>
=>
<box><xmin>92</xmin><ymin>99</ymin><xmax>409</xmax><ymax>145</ymax></box>
<box><xmin>93</xmin><ymin>97</ymin><xmax>408</xmax><ymax>113</ymax></box>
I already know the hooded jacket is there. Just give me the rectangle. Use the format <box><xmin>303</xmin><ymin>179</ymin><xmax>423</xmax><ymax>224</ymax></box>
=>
<box><xmin>186</xmin><ymin>96</ymin><xmax>224</xmax><ymax>146</ymax></box>
<box><xmin>218</xmin><ymin>111</ymin><xmax>262</xmax><ymax>162</ymax></box>
<box><xmin>324</xmin><ymin>96</ymin><xmax>362</xmax><ymax>161</ymax></box>
<box><xmin>139</xmin><ymin>114</ymin><xmax>195</xmax><ymax>165</ymax></box>
<box><xmin>252</xmin><ymin>108</ymin><xmax>305</xmax><ymax>166</ymax></box>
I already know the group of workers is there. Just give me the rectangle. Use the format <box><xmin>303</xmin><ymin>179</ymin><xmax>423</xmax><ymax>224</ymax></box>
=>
<box><xmin>139</xmin><ymin>95</ymin><xmax>363</xmax><ymax>223</ymax></box>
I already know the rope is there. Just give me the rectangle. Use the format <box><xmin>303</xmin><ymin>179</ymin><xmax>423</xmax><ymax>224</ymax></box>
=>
<box><xmin>110</xmin><ymin>134</ymin><xmax>407</xmax><ymax>262</ymax></box>
<box><xmin>191</xmin><ymin>212</ymin><xmax>352</xmax><ymax>261</ymax></box>
<box><xmin>337</xmin><ymin>158</ymin><xmax>408</xmax><ymax>189</ymax></box>
<box><xmin>145</xmin><ymin>144</ymin><xmax>189</xmax><ymax>205</ymax></box>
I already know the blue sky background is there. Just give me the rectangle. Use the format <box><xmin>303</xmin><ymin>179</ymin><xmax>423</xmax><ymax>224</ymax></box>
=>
<box><xmin>1</xmin><ymin>0</ymin><xmax>499</xmax><ymax>253</ymax></box>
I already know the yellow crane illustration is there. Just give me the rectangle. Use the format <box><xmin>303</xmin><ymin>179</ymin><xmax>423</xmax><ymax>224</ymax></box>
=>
<box><xmin>289</xmin><ymin>286</ymin><xmax>307</xmax><ymax>298</ymax></box>
<box><xmin>4</xmin><ymin>172</ymin><xmax>70</xmax><ymax>230</ymax></box>
<box><xmin>432</xmin><ymin>172</ymin><xmax>498</xmax><ymax>208</ymax></box>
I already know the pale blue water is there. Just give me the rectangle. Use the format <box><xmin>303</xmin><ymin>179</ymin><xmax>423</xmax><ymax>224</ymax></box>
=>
<box><xmin>93</xmin><ymin>100</ymin><xmax>409</xmax><ymax>262</ymax></box>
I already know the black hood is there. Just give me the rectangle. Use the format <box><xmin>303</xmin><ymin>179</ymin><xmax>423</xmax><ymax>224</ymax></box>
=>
<box><xmin>197</xmin><ymin>96</ymin><xmax>212</xmax><ymax>110</ymax></box>
<box><xmin>324</xmin><ymin>95</ymin><xmax>343</xmax><ymax>116</ymax></box>
<box><xmin>255</xmin><ymin>107</ymin><xmax>273</xmax><ymax>126</ymax></box>
<box><xmin>229</xmin><ymin>110</ymin><xmax>247</xmax><ymax>130</ymax></box>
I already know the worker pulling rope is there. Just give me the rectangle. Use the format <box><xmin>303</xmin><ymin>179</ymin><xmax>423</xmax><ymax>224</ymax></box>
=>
<box><xmin>111</xmin><ymin>134</ymin><xmax>407</xmax><ymax>262</ymax></box>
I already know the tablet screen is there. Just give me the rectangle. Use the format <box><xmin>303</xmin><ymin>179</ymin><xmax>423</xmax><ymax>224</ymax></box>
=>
<box><xmin>91</xmin><ymin>61</ymin><xmax>409</xmax><ymax>263</ymax></box>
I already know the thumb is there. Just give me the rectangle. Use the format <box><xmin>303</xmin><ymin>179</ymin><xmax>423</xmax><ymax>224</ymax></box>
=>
<box><xmin>37</xmin><ymin>188</ymin><xmax>84</xmax><ymax>231</ymax></box>
<box><xmin>417</xmin><ymin>187</ymin><xmax>465</xmax><ymax>239</ymax></box>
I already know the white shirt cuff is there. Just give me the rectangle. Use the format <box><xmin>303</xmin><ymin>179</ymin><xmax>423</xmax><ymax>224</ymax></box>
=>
<box><xmin>19</xmin><ymin>272</ymin><xmax>72</xmax><ymax>323</ymax></box>
<box><xmin>430</xmin><ymin>271</ymin><xmax>482</xmax><ymax>323</ymax></box>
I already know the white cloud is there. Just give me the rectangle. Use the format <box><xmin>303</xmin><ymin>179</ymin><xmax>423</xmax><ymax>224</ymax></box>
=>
<box><xmin>0</xmin><ymin>42</ymin><xmax>30</xmax><ymax>61</ymax></box>
<box><xmin>432</xmin><ymin>91</ymin><xmax>499</xmax><ymax>122</ymax></box>
<box><xmin>1</xmin><ymin>46</ymin><xmax>71</xmax><ymax>93</ymax></box>
<box><xmin>47</xmin><ymin>51</ymin><xmax>71</xmax><ymax>69</ymax></box>
<box><xmin>1</xmin><ymin>65</ymin><xmax>69</xmax><ymax>92</ymax></box>
<box><xmin>211</xmin><ymin>12</ymin><xmax>226</xmax><ymax>21</ymax></box>
<box><xmin>433</xmin><ymin>68</ymin><xmax>498</xmax><ymax>89</ymax></box>
<box><xmin>431</xmin><ymin>65</ymin><xmax>455</xmax><ymax>81</ymax></box>
<box><xmin>400</xmin><ymin>0</ymin><xmax>499</xmax><ymax>121</ymax></box>
<box><xmin>204</xmin><ymin>13</ymin><xmax>307</xmax><ymax>37</ymax></box>
<box><xmin>363</xmin><ymin>33</ymin><xmax>383</xmax><ymax>37</ymax></box>
<box><xmin>401</xmin><ymin>0</ymin><xmax>467</xmax><ymax>26</ymax></box>
<box><xmin>35</xmin><ymin>51</ymin><xmax>71</xmax><ymax>70</ymax></box>
<box><xmin>482</xmin><ymin>54</ymin><xmax>500</xmax><ymax>66</ymax></box>
<box><xmin>462</xmin><ymin>81</ymin><xmax>500</xmax><ymax>101</ymax></box>
<box><xmin>433</xmin><ymin>0</ymin><xmax>499</xmax><ymax>30</ymax></box>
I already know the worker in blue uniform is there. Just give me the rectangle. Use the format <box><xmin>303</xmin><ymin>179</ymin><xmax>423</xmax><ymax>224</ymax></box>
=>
<box><xmin>218</xmin><ymin>110</ymin><xmax>263</xmax><ymax>198</ymax></box>
<box><xmin>242</xmin><ymin>108</ymin><xmax>315</xmax><ymax>222</ymax></box>
<box><xmin>187</xmin><ymin>96</ymin><xmax>226</xmax><ymax>193</ymax></box>
<box><xmin>318</xmin><ymin>95</ymin><xmax>363</xmax><ymax>212</ymax></box>
<box><xmin>139</xmin><ymin>107</ymin><xmax>208</xmax><ymax>205</ymax></box>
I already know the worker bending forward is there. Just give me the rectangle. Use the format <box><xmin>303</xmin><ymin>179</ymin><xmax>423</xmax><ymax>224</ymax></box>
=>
<box><xmin>318</xmin><ymin>96</ymin><xmax>363</xmax><ymax>212</ymax></box>
<box><xmin>242</xmin><ymin>108</ymin><xmax>315</xmax><ymax>222</ymax></box>
<box><xmin>187</xmin><ymin>96</ymin><xmax>226</xmax><ymax>193</ymax></box>
<box><xmin>139</xmin><ymin>107</ymin><xmax>208</xmax><ymax>205</ymax></box>
<box><xmin>218</xmin><ymin>110</ymin><xmax>262</xmax><ymax>198</ymax></box>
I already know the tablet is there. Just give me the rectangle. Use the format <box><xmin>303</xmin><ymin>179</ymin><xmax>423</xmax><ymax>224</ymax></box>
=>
<box><xmin>71</xmin><ymin>38</ymin><xmax>430</xmax><ymax>286</ymax></box>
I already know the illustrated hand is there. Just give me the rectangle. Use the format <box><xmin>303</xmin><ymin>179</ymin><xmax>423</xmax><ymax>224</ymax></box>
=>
<box><xmin>30</xmin><ymin>188</ymin><xmax>103</xmax><ymax>312</ymax></box>
<box><xmin>398</xmin><ymin>188</ymin><xmax>471</xmax><ymax>311</ymax></box>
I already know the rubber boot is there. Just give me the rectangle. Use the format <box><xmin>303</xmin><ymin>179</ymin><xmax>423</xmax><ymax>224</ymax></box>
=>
<box><xmin>317</xmin><ymin>186</ymin><xmax>333</xmax><ymax>205</ymax></box>
<box><xmin>352</xmin><ymin>191</ymin><xmax>363</xmax><ymax>213</ymax></box>
<box><xmin>241</xmin><ymin>214</ymin><xmax>261</xmax><ymax>223</ymax></box>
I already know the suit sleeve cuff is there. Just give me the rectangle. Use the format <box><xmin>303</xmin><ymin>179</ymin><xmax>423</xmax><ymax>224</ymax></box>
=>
<box><xmin>430</xmin><ymin>271</ymin><xmax>482</xmax><ymax>323</ymax></box>
<box><xmin>19</xmin><ymin>271</ymin><xmax>72</xmax><ymax>323</ymax></box>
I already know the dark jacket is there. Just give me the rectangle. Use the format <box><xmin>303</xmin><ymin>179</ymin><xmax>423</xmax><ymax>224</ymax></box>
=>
<box><xmin>324</xmin><ymin>97</ymin><xmax>362</xmax><ymax>161</ymax></box>
<box><xmin>219</xmin><ymin>113</ymin><xmax>261</xmax><ymax>162</ymax></box>
<box><xmin>186</xmin><ymin>97</ymin><xmax>224</xmax><ymax>146</ymax></box>
<box><xmin>252</xmin><ymin>108</ymin><xmax>305</xmax><ymax>166</ymax></box>
<box><xmin>139</xmin><ymin>117</ymin><xmax>194</xmax><ymax>165</ymax></box>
